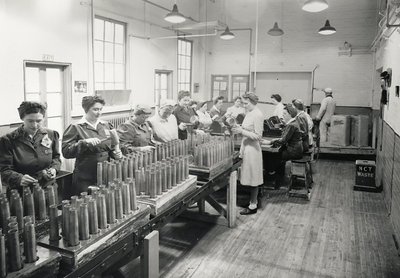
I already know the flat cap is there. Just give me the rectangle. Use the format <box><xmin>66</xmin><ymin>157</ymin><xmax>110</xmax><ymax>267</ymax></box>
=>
<box><xmin>134</xmin><ymin>104</ymin><xmax>152</xmax><ymax>115</ymax></box>
<box><xmin>160</xmin><ymin>99</ymin><xmax>176</xmax><ymax>108</ymax></box>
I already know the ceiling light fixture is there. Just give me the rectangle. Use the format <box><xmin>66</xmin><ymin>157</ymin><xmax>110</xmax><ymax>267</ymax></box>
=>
<box><xmin>220</xmin><ymin>26</ymin><xmax>235</xmax><ymax>40</ymax></box>
<box><xmin>268</xmin><ymin>22</ymin><xmax>284</xmax><ymax>36</ymax></box>
<box><xmin>164</xmin><ymin>3</ymin><xmax>186</xmax><ymax>24</ymax></box>
<box><xmin>318</xmin><ymin>20</ymin><xmax>336</xmax><ymax>35</ymax></box>
<box><xmin>302</xmin><ymin>0</ymin><xmax>329</xmax><ymax>13</ymax></box>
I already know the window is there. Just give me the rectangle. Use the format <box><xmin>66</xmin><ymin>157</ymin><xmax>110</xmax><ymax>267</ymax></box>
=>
<box><xmin>211</xmin><ymin>75</ymin><xmax>229</xmax><ymax>100</ymax></box>
<box><xmin>94</xmin><ymin>16</ymin><xmax>126</xmax><ymax>91</ymax></box>
<box><xmin>177</xmin><ymin>39</ymin><xmax>192</xmax><ymax>92</ymax></box>
<box><xmin>231</xmin><ymin>75</ymin><xmax>249</xmax><ymax>100</ymax></box>
<box><xmin>155</xmin><ymin>71</ymin><xmax>172</xmax><ymax>106</ymax></box>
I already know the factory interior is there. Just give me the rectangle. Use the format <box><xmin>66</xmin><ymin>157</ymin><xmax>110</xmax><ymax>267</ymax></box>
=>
<box><xmin>1</xmin><ymin>0</ymin><xmax>400</xmax><ymax>277</ymax></box>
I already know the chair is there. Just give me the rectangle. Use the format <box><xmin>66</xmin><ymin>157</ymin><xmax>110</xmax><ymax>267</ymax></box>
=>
<box><xmin>288</xmin><ymin>154</ymin><xmax>313</xmax><ymax>200</ymax></box>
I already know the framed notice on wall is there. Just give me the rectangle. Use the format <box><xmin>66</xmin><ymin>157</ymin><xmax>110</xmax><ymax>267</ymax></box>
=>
<box><xmin>211</xmin><ymin>75</ymin><xmax>229</xmax><ymax>100</ymax></box>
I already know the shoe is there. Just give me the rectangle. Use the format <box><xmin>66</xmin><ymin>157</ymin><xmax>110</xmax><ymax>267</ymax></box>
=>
<box><xmin>240</xmin><ymin>207</ymin><xmax>257</xmax><ymax>215</ymax></box>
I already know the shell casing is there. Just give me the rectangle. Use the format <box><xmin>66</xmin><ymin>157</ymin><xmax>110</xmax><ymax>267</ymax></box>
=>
<box><xmin>7</xmin><ymin>228</ymin><xmax>22</xmax><ymax>271</ymax></box>
<box><xmin>156</xmin><ymin>168</ymin><xmax>162</xmax><ymax>196</ymax></box>
<box><xmin>97</xmin><ymin>162</ymin><xmax>103</xmax><ymax>186</ymax></box>
<box><xmin>122</xmin><ymin>159</ymin><xmax>128</xmax><ymax>182</ymax></box>
<box><xmin>97</xmin><ymin>194</ymin><xmax>107</xmax><ymax>229</ymax></box>
<box><xmin>79</xmin><ymin>203</ymin><xmax>90</xmax><ymax>240</ymax></box>
<box><xmin>11</xmin><ymin>196</ymin><xmax>23</xmax><ymax>230</ymax></box>
<box><xmin>0</xmin><ymin>234</ymin><xmax>6</xmax><ymax>278</ymax></box>
<box><xmin>128</xmin><ymin>179</ymin><xmax>137</xmax><ymax>211</ymax></box>
<box><xmin>49</xmin><ymin>205</ymin><xmax>59</xmax><ymax>242</ymax></box>
<box><xmin>23</xmin><ymin>215</ymin><xmax>33</xmax><ymax>226</ymax></box>
<box><xmin>24</xmin><ymin>222</ymin><xmax>37</xmax><ymax>263</ymax></box>
<box><xmin>62</xmin><ymin>203</ymin><xmax>71</xmax><ymax>238</ymax></box>
<box><xmin>70</xmin><ymin>195</ymin><xmax>78</xmax><ymax>208</ymax></box>
<box><xmin>111</xmin><ymin>163</ymin><xmax>117</xmax><ymax>183</ymax></box>
<box><xmin>114</xmin><ymin>187</ymin><xmax>123</xmax><ymax>219</ymax></box>
<box><xmin>149</xmin><ymin>171</ymin><xmax>156</xmax><ymax>199</ymax></box>
<box><xmin>166</xmin><ymin>164</ymin><xmax>172</xmax><ymax>189</ymax></box>
<box><xmin>36</xmin><ymin>187</ymin><xmax>47</xmax><ymax>220</ymax></box>
<box><xmin>68</xmin><ymin>208</ymin><xmax>80</xmax><ymax>246</ymax></box>
<box><xmin>45</xmin><ymin>186</ymin><xmax>56</xmax><ymax>208</ymax></box>
<box><xmin>171</xmin><ymin>163</ymin><xmax>177</xmax><ymax>187</ymax></box>
<box><xmin>105</xmin><ymin>188</ymin><xmax>116</xmax><ymax>224</ymax></box>
<box><xmin>102</xmin><ymin>161</ymin><xmax>108</xmax><ymax>185</ymax></box>
<box><xmin>161</xmin><ymin>165</ymin><xmax>167</xmax><ymax>192</ymax></box>
<box><xmin>145</xmin><ymin>169</ymin><xmax>151</xmax><ymax>195</ymax></box>
<box><xmin>88</xmin><ymin>199</ymin><xmax>99</xmax><ymax>235</ymax></box>
<box><xmin>116</xmin><ymin>162</ymin><xmax>122</xmax><ymax>181</ymax></box>
<box><xmin>107</xmin><ymin>162</ymin><xmax>113</xmax><ymax>185</ymax></box>
<box><xmin>23</xmin><ymin>190</ymin><xmax>35</xmax><ymax>220</ymax></box>
<box><xmin>128</xmin><ymin>158</ymin><xmax>134</xmax><ymax>179</ymax></box>
<box><xmin>121</xmin><ymin>183</ymin><xmax>131</xmax><ymax>215</ymax></box>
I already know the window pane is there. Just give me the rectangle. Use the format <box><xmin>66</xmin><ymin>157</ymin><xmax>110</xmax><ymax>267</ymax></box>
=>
<box><xmin>26</xmin><ymin>93</ymin><xmax>40</xmax><ymax>102</ymax></box>
<box><xmin>185</xmin><ymin>56</ymin><xmax>191</xmax><ymax>69</ymax></box>
<box><xmin>105</xmin><ymin>21</ymin><xmax>114</xmax><ymax>42</ymax></box>
<box><xmin>104</xmin><ymin>83</ymin><xmax>114</xmax><ymax>90</ymax></box>
<box><xmin>47</xmin><ymin>117</ymin><xmax>63</xmax><ymax>135</ymax></box>
<box><xmin>161</xmin><ymin>90</ymin><xmax>167</xmax><ymax>99</ymax></box>
<box><xmin>94</xmin><ymin>18</ymin><xmax>104</xmax><ymax>41</ymax></box>
<box><xmin>46</xmin><ymin>93</ymin><xmax>62</xmax><ymax>117</ymax></box>
<box><xmin>185</xmin><ymin>84</ymin><xmax>190</xmax><ymax>91</ymax></box>
<box><xmin>186</xmin><ymin>42</ymin><xmax>191</xmax><ymax>55</ymax></box>
<box><xmin>115</xmin><ymin>83</ymin><xmax>124</xmax><ymax>90</ymax></box>
<box><xmin>161</xmin><ymin>74</ymin><xmax>167</xmax><ymax>89</ymax></box>
<box><xmin>114</xmin><ymin>64</ymin><xmax>124</xmax><ymax>83</ymax></box>
<box><xmin>46</xmin><ymin>68</ymin><xmax>61</xmax><ymax>92</ymax></box>
<box><xmin>185</xmin><ymin>70</ymin><xmax>190</xmax><ymax>83</ymax></box>
<box><xmin>25</xmin><ymin>67</ymin><xmax>40</xmax><ymax>93</ymax></box>
<box><xmin>104</xmin><ymin>63</ymin><xmax>114</xmax><ymax>82</ymax></box>
<box><xmin>115</xmin><ymin>44</ymin><xmax>124</xmax><ymax>63</ymax></box>
<box><xmin>94</xmin><ymin>41</ymin><xmax>104</xmax><ymax>61</ymax></box>
<box><xmin>178</xmin><ymin>40</ymin><xmax>183</xmax><ymax>54</ymax></box>
<box><xmin>95</xmin><ymin>83</ymin><xmax>104</xmax><ymax>90</ymax></box>
<box><xmin>115</xmin><ymin>23</ymin><xmax>124</xmax><ymax>44</ymax></box>
<box><xmin>95</xmin><ymin>62</ymin><xmax>104</xmax><ymax>82</ymax></box>
<box><xmin>155</xmin><ymin>74</ymin><xmax>160</xmax><ymax>91</ymax></box>
<box><xmin>104</xmin><ymin>42</ymin><xmax>114</xmax><ymax>63</ymax></box>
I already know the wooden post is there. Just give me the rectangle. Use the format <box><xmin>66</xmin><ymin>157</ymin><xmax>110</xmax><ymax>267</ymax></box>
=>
<box><xmin>227</xmin><ymin>170</ymin><xmax>237</xmax><ymax>228</ymax></box>
<box><xmin>197</xmin><ymin>198</ymin><xmax>205</xmax><ymax>214</ymax></box>
<box><xmin>141</xmin><ymin>230</ymin><xmax>159</xmax><ymax>278</ymax></box>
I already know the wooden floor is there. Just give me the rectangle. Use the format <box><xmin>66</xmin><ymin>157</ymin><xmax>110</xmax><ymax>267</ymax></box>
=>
<box><xmin>125</xmin><ymin>159</ymin><xmax>400</xmax><ymax>278</ymax></box>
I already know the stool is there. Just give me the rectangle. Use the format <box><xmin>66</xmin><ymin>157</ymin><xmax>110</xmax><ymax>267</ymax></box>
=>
<box><xmin>288</xmin><ymin>156</ymin><xmax>312</xmax><ymax>200</ymax></box>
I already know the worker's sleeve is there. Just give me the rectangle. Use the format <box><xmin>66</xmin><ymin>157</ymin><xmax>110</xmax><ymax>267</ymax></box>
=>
<box><xmin>241</xmin><ymin>114</ymin><xmax>263</xmax><ymax>141</ymax></box>
<box><xmin>279</xmin><ymin>124</ymin><xmax>295</xmax><ymax>145</ymax></box>
<box><xmin>49</xmin><ymin>131</ymin><xmax>61</xmax><ymax>172</ymax></box>
<box><xmin>0</xmin><ymin>137</ymin><xmax>23</xmax><ymax>189</ymax></box>
<box><xmin>62</xmin><ymin>124</ymin><xmax>87</xmax><ymax>159</ymax></box>
<box><xmin>316</xmin><ymin>98</ymin><xmax>328</xmax><ymax>120</ymax></box>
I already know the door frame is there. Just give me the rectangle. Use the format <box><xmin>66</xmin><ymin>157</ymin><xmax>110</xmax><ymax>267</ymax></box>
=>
<box><xmin>23</xmin><ymin>60</ymin><xmax>72</xmax><ymax>129</ymax></box>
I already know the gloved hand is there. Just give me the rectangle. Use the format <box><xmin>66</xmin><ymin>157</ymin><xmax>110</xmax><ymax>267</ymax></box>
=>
<box><xmin>178</xmin><ymin>123</ymin><xmax>187</xmax><ymax>130</ymax></box>
<box><xmin>20</xmin><ymin>175</ymin><xmax>38</xmax><ymax>187</ymax></box>
<box><xmin>84</xmin><ymin>138</ymin><xmax>101</xmax><ymax>146</ymax></box>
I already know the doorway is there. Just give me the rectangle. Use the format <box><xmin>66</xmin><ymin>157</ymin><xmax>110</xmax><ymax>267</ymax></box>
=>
<box><xmin>154</xmin><ymin>70</ymin><xmax>173</xmax><ymax>107</ymax></box>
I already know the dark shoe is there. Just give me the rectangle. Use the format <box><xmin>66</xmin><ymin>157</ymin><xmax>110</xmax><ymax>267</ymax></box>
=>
<box><xmin>240</xmin><ymin>207</ymin><xmax>257</xmax><ymax>215</ymax></box>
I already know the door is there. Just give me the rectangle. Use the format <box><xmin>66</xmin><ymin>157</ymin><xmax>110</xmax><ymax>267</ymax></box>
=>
<box><xmin>211</xmin><ymin>75</ymin><xmax>229</xmax><ymax>100</ymax></box>
<box><xmin>24</xmin><ymin>61</ymin><xmax>72</xmax><ymax>170</ymax></box>
<box><xmin>154</xmin><ymin>70</ymin><xmax>173</xmax><ymax>107</ymax></box>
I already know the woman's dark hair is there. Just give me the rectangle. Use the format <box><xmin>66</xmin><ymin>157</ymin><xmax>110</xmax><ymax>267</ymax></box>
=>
<box><xmin>271</xmin><ymin>94</ymin><xmax>282</xmax><ymax>102</ymax></box>
<box><xmin>214</xmin><ymin>96</ymin><xmax>224</xmax><ymax>104</ymax></box>
<box><xmin>178</xmin><ymin>90</ymin><xmax>191</xmax><ymax>101</ymax></box>
<box><xmin>189</xmin><ymin>100</ymin><xmax>198</xmax><ymax>107</ymax></box>
<box><xmin>17</xmin><ymin>101</ymin><xmax>46</xmax><ymax>119</ymax></box>
<box><xmin>82</xmin><ymin>95</ymin><xmax>105</xmax><ymax>113</ymax></box>
<box><xmin>233</xmin><ymin>96</ymin><xmax>242</xmax><ymax>102</ymax></box>
<box><xmin>292</xmin><ymin>99</ymin><xmax>304</xmax><ymax>111</ymax></box>
<box><xmin>284</xmin><ymin>103</ymin><xmax>297</xmax><ymax>118</ymax></box>
<box><xmin>242</xmin><ymin>92</ymin><xmax>259</xmax><ymax>105</ymax></box>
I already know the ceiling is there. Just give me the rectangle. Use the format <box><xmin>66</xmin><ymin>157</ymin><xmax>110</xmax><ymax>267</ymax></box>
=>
<box><xmin>102</xmin><ymin>0</ymin><xmax>379</xmax><ymax>47</ymax></box>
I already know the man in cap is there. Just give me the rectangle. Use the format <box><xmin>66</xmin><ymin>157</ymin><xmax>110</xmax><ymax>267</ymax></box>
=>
<box><xmin>148</xmin><ymin>99</ymin><xmax>179</xmax><ymax>143</ymax></box>
<box><xmin>117</xmin><ymin>104</ymin><xmax>155</xmax><ymax>153</ymax></box>
<box><xmin>316</xmin><ymin>88</ymin><xmax>336</xmax><ymax>146</ymax></box>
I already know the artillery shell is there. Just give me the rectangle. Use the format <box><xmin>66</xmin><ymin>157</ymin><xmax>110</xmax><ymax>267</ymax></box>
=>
<box><xmin>23</xmin><ymin>189</ymin><xmax>35</xmax><ymax>220</ymax></box>
<box><xmin>0</xmin><ymin>234</ymin><xmax>6</xmax><ymax>278</ymax></box>
<box><xmin>112</xmin><ymin>163</ymin><xmax>117</xmax><ymax>183</ymax></box>
<box><xmin>62</xmin><ymin>203</ymin><xmax>71</xmax><ymax>239</ymax></box>
<box><xmin>23</xmin><ymin>216</ymin><xmax>33</xmax><ymax>226</ymax></box>
<box><xmin>121</xmin><ymin>183</ymin><xmax>131</xmax><ymax>214</ymax></box>
<box><xmin>161</xmin><ymin>165</ymin><xmax>167</xmax><ymax>192</ymax></box>
<box><xmin>135</xmin><ymin>170</ymin><xmax>142</xmax><ymax>194</ymax></box>
<box><xmin>122</xmin><ymin>159</ymin><xmax>128</xmax><ymax>181</ymax></box>
<box><xmin>68</xmin><ymin>208</ymin><xmax>80</xmax><ymax>246</ymax></box>
<box><xmin>24</xmin><ymin>222</ymin><xmax>37</xmax><ymax>263</ymax></box>
<box><xmin>149</xmin><ymin>171</ymin><xmax>156</xmax><ymax>199</ymax></box>
<box><xmin>79</xmin><ymin>203</ymin><xmax>89</xmax><ymax>240</ymax></box>
<box><xmin>107</xmin><ymin>162</ymin><xmax>113</xmax><ymax>185</ymax></box>
<box><xmin>171</xmin><ymin>163</ymin><xmax>177</xmax><ymax>187</ymax></box>
<box><xmin>128</xmin><ymin>179</ymin><xmax>137</xmax><ymax>211</ymax></box>
<box><xmin>8</xmin><ymin>228</ymin><xmax>22</xmax><ymax>271</ymax></box>
<box><xmin>88</xmin><ymin>199</ymin><xmax>99</xmax><ymax>234</ymax></box>
<box><xmin>51</xmin><ymin>183</ymin><xmax>59</xmax><ymax>206</ymax></box>
<box><xmin>11</xmin><ymin>196</ymin><xmax>23</xmax><ymax>230</ymax></box>
<box><xmin>116</xmin><ymin>162</ymin><xmax>122</xmax><ymax>181</ymax></box>
<box><xmin>102</xmin><ymin>160</ymin><xmax>108</xmax><ymax>185</ymax></box>
<box><xmin>49</xmin><ymin>205</ymin><xmax>59</xmax><ymax>242</ymax></box>
<box><xmin>145</xmin><ymin>169</ymin><xmax>150</xmax><ymax>195</ymax></box>
<box><xmin>97</xmin><ymin>162</ymin><xmax>103</xmax><ymax>186</ymax></box>
<box><xmin>114</xmin><ymin>187</ymin><xmax>123</xmax><ymax>219</ymax></box>
<box><xmin>105</xmin><ymin>188</ymin><xmax>116</xmax><ymax>224</ymax></box>
<box><xmin>97</xmin><ymin>194</ymin><xmax>107</xmax><ymax>229</ymax></box>
<box><xmin>45</xmin><ymin>186</ymin><xmax>56</xmax><ymax>208</ymax></box>
<box><xmin>70</xmin><ymin>195</ymin><xmax>78</xmax><ymax>208</ymax></box>
<box><xmin>156</xmin><ymin>168</ymin><xmax>162</xmax><ymax>196</ymax></box>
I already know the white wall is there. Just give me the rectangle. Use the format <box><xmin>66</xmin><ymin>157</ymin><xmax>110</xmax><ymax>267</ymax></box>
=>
<box><xmin>375</xmin><ymin>31</ymin><xmax>400</xmax><ymax>134</ymax></box>
<box><xmin>0</xmin><ymin>0</ymin><xmax>91</xmax><ymax>125</ymax></box>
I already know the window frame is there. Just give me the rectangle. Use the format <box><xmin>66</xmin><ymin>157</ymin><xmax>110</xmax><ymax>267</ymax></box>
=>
<box><xmin>177</xmin><ymin>38</ymin><xmax>193</xmax><ymax>93</ymax></box>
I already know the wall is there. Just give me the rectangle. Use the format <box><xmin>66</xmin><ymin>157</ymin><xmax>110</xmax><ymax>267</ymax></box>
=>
<box><xmin>0</xmin><ymin>0</ymin><xmax>91</xmax><ymax>126</ymax></box>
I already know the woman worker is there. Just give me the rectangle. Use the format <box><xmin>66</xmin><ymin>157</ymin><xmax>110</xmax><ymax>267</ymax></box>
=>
<box><xmin>232</xmin><ymin>93</ymin><xmax>264</xmax><ymax>215</ymax></box>
<box><xmin>117</xmin><ymin>104</ymin><xmax>156</xmax><ymax>153</ymax></box>
<box><xmin>0</xmin><ymin>101</ymin><xmax>61</xmax><ymax>190</ymax></box>
<box><xmin>267</xmin><ymin>104</ymin><xmax>303</xmax><ymax>187</ymax></box>
<box><xmin>173</xmin><ymin>91</ymin><xmax>199</xmax><ymax>140</ymax></box>
<box><xmin>225</xmin><ymin>96</ymin><xmax>246</xmax><ymax>121</ymax></box>
<box><xmin>62</xmin><ymin>96</ymin><xmax>122</xmax><ymax>196</ymax></box>
<box><xmin>195</xmin><ymin>101</ymin><xmax>213</xmax><ymax>130</ymax></box>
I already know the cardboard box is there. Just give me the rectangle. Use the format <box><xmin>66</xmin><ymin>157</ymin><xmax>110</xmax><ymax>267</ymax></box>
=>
<box><xmin>351</xmin><ymin>115</ymin><xmax>369</xmax><ymax>147</ymax></box>
<box><xmin>329</xmin><ymin>115</ymin><xmax>351</xmax><ymax>146</ymax></box>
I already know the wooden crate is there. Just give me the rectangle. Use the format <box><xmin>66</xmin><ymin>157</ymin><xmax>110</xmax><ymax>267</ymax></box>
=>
<box><xmin>189</xmin><ymin>157</ymin><xmax>233</xmax><ymax>180</ymax></box>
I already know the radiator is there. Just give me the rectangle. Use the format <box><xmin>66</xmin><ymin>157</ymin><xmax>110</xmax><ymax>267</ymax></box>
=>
<box><xmin>103</xmin><ymin>115</ymin><xmax>130</xmax><ymax>128</ymax></box>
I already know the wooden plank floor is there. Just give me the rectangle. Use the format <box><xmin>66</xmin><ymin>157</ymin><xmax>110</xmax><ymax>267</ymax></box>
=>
<box><xmin>124</xmin><ymin>159</ymin><xmax>400</xmax><ymax>278</ymax></box>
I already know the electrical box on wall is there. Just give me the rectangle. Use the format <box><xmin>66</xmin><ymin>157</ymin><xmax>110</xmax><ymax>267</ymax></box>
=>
<box><xmin>194</xmin><ymin>83</ymin><xmax>199</xmax><ymax>93</ymax></box>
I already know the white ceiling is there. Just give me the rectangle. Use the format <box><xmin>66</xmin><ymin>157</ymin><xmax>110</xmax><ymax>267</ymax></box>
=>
<box><xmin>105</xmin><ymin>0</ymin><xmax>379</xmax><ymax>47</ymax></box>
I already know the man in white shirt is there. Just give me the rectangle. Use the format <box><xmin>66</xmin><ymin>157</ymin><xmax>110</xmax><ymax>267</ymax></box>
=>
<box><xmin>316</xmin><ymin>88</ymin><xmax>336</xmax><ymax>146</ymax></box>
<box><xmin>147</xmin><ymin>99</ymin><xmax>179</xmax><ymax>142</ymax></box>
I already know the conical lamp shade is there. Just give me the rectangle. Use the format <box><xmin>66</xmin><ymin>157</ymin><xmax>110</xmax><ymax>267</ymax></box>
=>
<box><xmin>164</xmin><ymin>4</ymin><xmax>186</xmax><ymax>24</ymax></box>
<box><xmin>268</xmin><ymin>22</ymin><xmax>284</xmax><ymax>36</ymax></box>
<box><xmin>302</xmin><ymin>0</ymin><xmax>329</xmax><ymax>13</ymax></box>
<box><xmin>318</xmin><ymin>20</ymin><xmax>336</xmax><ymax>35</ymax></box>
<box><xmin>220</xmin><ymin>26</ymin><xmax>235</xmax><ymax>40</ymax></box>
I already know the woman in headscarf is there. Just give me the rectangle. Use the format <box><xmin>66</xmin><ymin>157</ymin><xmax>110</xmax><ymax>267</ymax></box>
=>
<box><xmin>62</xmin><ymin>96</ymin><xmax>122</xmax><ymax>196</ymax></box>
<box><xmin>0</xmin><ymin>101</ymin><xmax>61</xmax><ymax>191</ymax></box>
<box><xmin>232</xmin><ymin>92</ymin><xmax>264</xmax><ymax>215</ymax></box>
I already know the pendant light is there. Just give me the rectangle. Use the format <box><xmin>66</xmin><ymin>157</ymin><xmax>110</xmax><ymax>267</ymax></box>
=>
<box><xmin>268</xmin><ymin>22</ymin><xmax>284</xmax><ymax>36</ymax></box>
<box><xmin>220</xmin><ymin>26</ymin><xmax>235</xmax><ymax>40</ymax></box>
<box><xmin>220</xmin><ymin>0</ymin><xmax>235</xmax><ymax>40</ymax></box>
<box><xmin>318</xmin><ymin>20</ymin><xmax>336</xmax><ymax>35</ymax></box>
<box><xmin>164</xmin><ymin>3</ymin><xmax>186</xmax><ymax>24</ymax></box>
<box><xmin>302</xmin><ymin>0</ymin><xmax>329</xmax><ymax>13</ymax></box>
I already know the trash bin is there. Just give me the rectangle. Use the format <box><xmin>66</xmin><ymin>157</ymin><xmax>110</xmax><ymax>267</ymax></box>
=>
<box><xmin>354</xmin><ymin>160</ymin><xmax>376</xmax><ymax>191</ymax></box>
